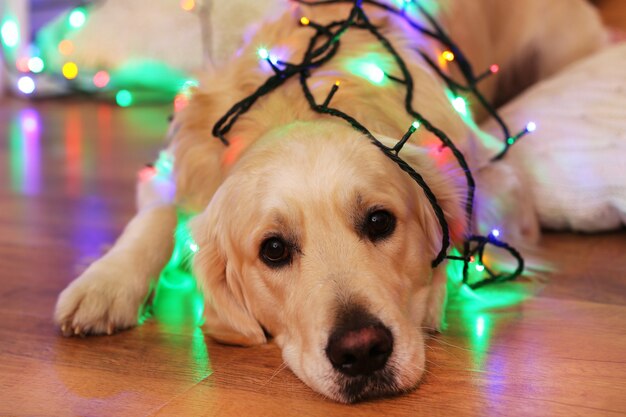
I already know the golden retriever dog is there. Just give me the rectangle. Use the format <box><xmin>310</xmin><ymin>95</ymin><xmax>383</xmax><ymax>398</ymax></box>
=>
<box><xmin>55</xmin><ymin>0</ymin><xmax>606</xmax><ymax>403</ymax></box>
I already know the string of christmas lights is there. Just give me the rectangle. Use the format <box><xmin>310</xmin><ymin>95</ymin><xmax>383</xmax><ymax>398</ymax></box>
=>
<box><xmin>213</xmin><ymin>0</ymin><xmax>528</xmax><ymax>289</ymax></box>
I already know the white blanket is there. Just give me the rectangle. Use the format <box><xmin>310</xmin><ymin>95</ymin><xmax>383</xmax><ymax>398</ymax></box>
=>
<box><xmin>481</xmin><ymin>44</ymin><xmax>626</xmax><ymax>232</ymax></box>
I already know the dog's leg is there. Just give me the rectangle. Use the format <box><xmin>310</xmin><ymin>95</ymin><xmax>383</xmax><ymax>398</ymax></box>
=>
<box><xmin>54</xmin><ymin>204</ymin><xmax>177</xmax><ymax>336</ymax></box>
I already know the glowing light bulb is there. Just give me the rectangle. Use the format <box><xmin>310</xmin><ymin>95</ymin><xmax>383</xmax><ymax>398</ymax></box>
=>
<box><xmin>361</xmin><ymin>63</ymin><xmax>385</xmax><ymax>84</ymax></box>
<box><xmin>28</xmin><ymin>57</ymin><xmax>44</xmax><ymax>73</ymax></box>
<box><xmin>116</xmin><ymin>90</ymin><xmax>133</xmax><ymax>107</ymax></box>
<box><xmin>174</xmin><ymin>93</ymin><xmax>189</xmax><ymax>112</ymax></box>
<box><xmin>189</xmin><ymin>242</ymin><xmax>199</xmax><ymax>253</ymax></box>
<box><xmin>180</xmin><ymin>0</ymin><xmax>196</xmax><ymax>11</ymax></box>
<box><xmin>334</xmin><ymin>80</ymin><xmax>341</xmax><ymax>87</ymax></box>
<box><xmin>507</xmin><ymin>137</ymin><xmax>515</xmax><ymax>145</ymax></box>
<box><xmin>300</xmin><ymin>17</ymin><xmax>310</xmax><ymax>26</ymax></box>
<box><xmin>16</xmin><ymin>57</ymin><xmax>30</xmax><ymax>73</ymax></box>
<box><xmin>491</xmin><ymin>229</ymin><xmax>500</xmax><ymax>238</ymax></box>
<box><xmin>68</xmin><ymin>8</ymin><xmax>87</xmax><ymax>29</ymax></box>
<box><xmin>526</xmin><ymin>121</ymin><xmax>537</xmax><ymax>132</ymax></box>
<box><xmin>441</xmin><ymin>50</ymin><xmax>455</xmax><ymax>62</ymax></box>
<box><xmin>412</xmin><ymin>121</ymin><xmax>420</xmax><ymax>129</ymax></box>
<box><xmin>1</xmin><ymin>20</ymin><xmax>19</xmax><ymax>48</ymax></box>
<box><xmin>58</xmin><ymin>39</ymin><xmax>74</xmax><ymax>55</ymax></box>
<box><xmin>257</xmin><ymin>48</ymin><xmax>270</xmax><ymax>60</ymax></box>
<box><xmin>476</xmin><ymin>316</ymin><xmax>485</xmax><ymax>337</ymax></box>
<box><xmin>93</xmin><ymin>70</ymin><xmax>110</xmax><ymax>88</ymax></box>
<box><xmin>475</xmin><ymin>264</ymin><xmax>485</xmax><ymax>272</ymax></box>
<box><xmin>490</xmin><ymin>64</ymin><xmax>500</xmax><ymax>74</ymax></box>
<box><xmin>452</xmin><ymin>96</ymin><xmax>467</xmax><ymax>115</ymax></box>
<box><xmin>62</xmin><ymin>62</ymin><xmax>79</xmax><ymax>79</ymax></box>
<box><xmin>17</xmin><ymin>76</ymin><xmax>36</xmax><ymax>94</ymax></box>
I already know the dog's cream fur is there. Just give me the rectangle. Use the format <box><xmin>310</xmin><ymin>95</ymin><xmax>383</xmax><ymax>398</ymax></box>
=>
<box><xmin>55</xmin><ymin>0</ymin><xmax>606</xmax><ymax>403</ymax></box>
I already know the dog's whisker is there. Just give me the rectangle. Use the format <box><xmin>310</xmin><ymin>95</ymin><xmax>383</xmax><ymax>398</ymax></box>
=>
<box><xmin>429</xmin><ymin>337</ymin><xmax>472</xmax><ymax>352</ymax></box>
<box><xmin>264</xmin><ymin>361</ymin><xmax>289</xmax><ymax>385</ymax></box>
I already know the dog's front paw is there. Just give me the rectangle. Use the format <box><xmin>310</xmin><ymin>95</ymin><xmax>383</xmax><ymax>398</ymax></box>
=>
<box><xmin>54</xmin><ymin>259</ymin><xmax>147</xmax><ymax>337</ymax></box>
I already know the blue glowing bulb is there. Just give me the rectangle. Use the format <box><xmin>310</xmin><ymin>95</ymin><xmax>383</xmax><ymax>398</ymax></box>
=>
<box><xmin>526</xmin><ymin>121</ymin><xmax>537</xmax><ymax>132</ymax></box>
<box><xmin>491</xmin><ymin>229</ymin><xmax>500</xmax><ymax>238</ymax></box>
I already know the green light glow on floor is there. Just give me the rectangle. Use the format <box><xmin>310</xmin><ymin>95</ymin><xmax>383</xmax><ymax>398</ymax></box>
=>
<box><xmin>191</xmin><ymin>327</ymin><xmax>212</xmax><ymax>381</ymax></box>
<box><xmin>446</xmin><ymin>249</ymin><xmax>530</xmax><ymax>311</ymax></box>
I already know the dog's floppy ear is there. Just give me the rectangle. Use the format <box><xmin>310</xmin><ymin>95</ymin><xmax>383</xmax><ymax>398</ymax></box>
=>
<box><xmin>378</xmin><ymin>135</ymin><xmax>468</xmax><ymax>252</ymax></box>
<box><xmin>189</xmin><ymin>200</ymin><xmax>267</xmax><ymax>346</ymax></box>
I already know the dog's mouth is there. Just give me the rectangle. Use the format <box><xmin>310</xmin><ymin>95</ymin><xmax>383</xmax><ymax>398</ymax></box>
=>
<box><xmin>333</xmin><ymin>364</ymin><xmax>403</xmax><ymax>403</ymax></box>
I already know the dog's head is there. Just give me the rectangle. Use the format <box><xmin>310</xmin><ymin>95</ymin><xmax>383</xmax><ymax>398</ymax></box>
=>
<box><xmin>191</xmin><ymin>121</ymin><xmax>466</xmax><ymax>402</ymax></box>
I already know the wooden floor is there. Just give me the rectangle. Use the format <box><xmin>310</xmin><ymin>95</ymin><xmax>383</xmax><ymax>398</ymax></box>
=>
<box><xmin>2</xmin><ymin>5</ymin><xmax>626</xmax><ymax>414</ymax></box>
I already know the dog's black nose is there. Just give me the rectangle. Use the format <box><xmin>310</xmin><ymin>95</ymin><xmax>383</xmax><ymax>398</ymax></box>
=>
<box><xmin>326</xmin><ymin>323</ymin><xmax>393</xmax><ymax>377</ymax></box>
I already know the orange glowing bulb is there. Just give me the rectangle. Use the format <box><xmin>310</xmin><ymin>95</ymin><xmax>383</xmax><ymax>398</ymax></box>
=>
<box><xmin>58</xmin><ymin>39</ymin><xmax>74</xmax><ymax>55</ymax></box>
<box><xmin>441</xmin><ymin>50</ymin><xmax>455</xmax><ymax>62</ymax></box>
<box><xmin>334</xmin><ymin>80</ymin><xmax>341</xmax><ymax>86</ymax></box>
<box><xmin>180</xmin><ymin>0</ymin><xmax>195</xmax><ymax>11</ymax></box>
<box><xmin>300</xmin><ymin>16</ymin><xmax>310</xmax><ymax>26</ymax></box>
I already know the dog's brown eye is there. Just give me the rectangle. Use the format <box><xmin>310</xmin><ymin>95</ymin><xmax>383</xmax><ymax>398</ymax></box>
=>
<box><xmin>365</xmin><ymin>210</ymin><xmax>396</xmax><ymax>241</ymax></box>
<box><xmin>260</xmin><ymin>237</ymin><xmax>291</xmax><ymax>266</ymax></box>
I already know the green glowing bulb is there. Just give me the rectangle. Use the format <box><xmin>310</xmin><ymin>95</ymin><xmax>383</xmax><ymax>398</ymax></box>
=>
<box><xmin>257</xmin><ymin>48</ymin><xmax>270</xmax><ymax>60</ymax></box>
<box><xmin>154</xmin><ymin>150</ymin><xmax>174</xmax><ymax>177</ymax></box>
<box><xmin>68</xmin><ymin>8</ymin><xmax>87</xmax><ymax>29</ymax></box>
<box><xmin>412</xmin><ymin>121</ymin><xmax>420</xmax><ymax>130</ymax></box>
<box><xmin>453</xmin><ymin>97</ymin><xmax>467</xmax><ymax>116</ymax></box>
<box><xmin>27</xmin><ymin>57</ymin><xmax>44</xmax><ymax>73</ymax></box>
<box><xmin>361</xmin><ymin>63</ymin><xmax>385</xmax><ymax>84</ymax></box>
<box><xmin>475</xmin><ymin>264</ymin><xmax>485</xmax><ymax>272</ymax></box>
<box><xmin>116</xmin><ymin>90</ymin><xmax>133</xmax><ymax>107</ymax></box>
<box><xmin>1</xmin><ymin>20</ymin><xmax>19</xmax><ymax>48</ymax></box>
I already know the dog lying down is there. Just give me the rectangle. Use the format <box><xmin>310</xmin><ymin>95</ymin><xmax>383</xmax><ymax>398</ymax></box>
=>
<box><xmin>55</xmin><ymin>0</ymin><xmax>607</xmax><ymax>403</ymax></box>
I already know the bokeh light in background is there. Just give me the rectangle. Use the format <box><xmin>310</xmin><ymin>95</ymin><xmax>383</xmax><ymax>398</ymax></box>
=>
<box><xmin>58</xmin><ymin>39</ymin><xmax>74</xmax><ymax>55</ymax></box>
<box><xmin>115</xmin><ymin>90</ymin><xmax>133</xmax><ymax>107</ymax></box>
<box><xmin>27</xmin><ymin>57</ymin><xmax>44</xmax><ymax>73</ymax></box>
<box><xmin>92</xmin><ymin>70</ymin><xmax>110</xmax><ymax>88</ymax></box>
<box><xmin>1</xmin><ymin>19</ymin><xmax>19</xmax><ymax>47</ymax></box>
<box><xmin>17</xmin><ymin>76</ymin><xmax>36</xmax><ymax>94</ymax></box>
<box><xmin>62</xmin><ymin>62</ymin><xmax>79</xmax><ymax>79</ymax></box>
<box><xmin>68</xmin><ymin>8</ymin><xmax>87</xmax><ymax>29</ymax></box>
<box><xmin>16</xmin><ymin>57</ymin><xmax>30</xmax><ymax>72</ymax></box>
<box><xmin>180</xmin><ymin>0</ymin><xmax>196</xmax><ymax>12</ymax></box>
